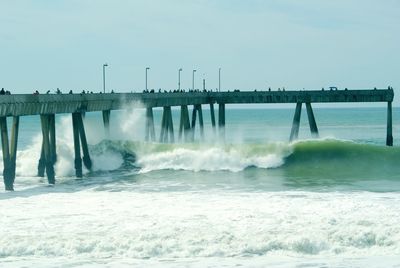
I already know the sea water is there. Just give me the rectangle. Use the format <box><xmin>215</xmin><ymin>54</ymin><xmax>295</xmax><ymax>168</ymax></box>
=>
<box><xmin>1</xmin><ymin>106</ymin><xmax>400</xmax><ymax>267</ymax></box>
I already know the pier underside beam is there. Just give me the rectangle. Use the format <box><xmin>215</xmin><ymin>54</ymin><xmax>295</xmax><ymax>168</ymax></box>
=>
<box><xmin>102</xmin><ymin>110</ymin><xmax>111</xmax><ymax>138</ymax></box>
<box><xmin>305</xmin><ymin>103</ymin><xmax>319</xmax><ymax>138</ymax></box>
<box><xmin>40</xmin><ymin>115</ymin><xmax>55</xmax><ymax>184</ymax></box>
<box><xmin>1</xmin><ymin>116</ymin><xmax>20</xmax><ymax>191</ymax></box>
<box><xmin>290</xmin><ymin>102</ymin><xmax>302</xmax><ymax>142</ymax></box>
<box><xmin>387</xmin><ymin>101</ymin><xmax>393</xmax><ymax>146</ymax></box>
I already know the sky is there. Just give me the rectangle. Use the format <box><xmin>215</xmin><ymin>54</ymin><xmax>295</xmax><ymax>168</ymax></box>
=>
<box><xmin>0</xmin><ymin>0</ymin><xmax>399</xmax><ymax>105</ymax></box>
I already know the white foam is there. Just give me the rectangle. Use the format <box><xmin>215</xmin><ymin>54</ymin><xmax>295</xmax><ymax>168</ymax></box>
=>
<box><xmin>1</xmin><ymin>190</ymin><xmax>400</xmax><ymax>266</ymax></box>
<box><xmin>137</xmin><ymin>145</ymin><xmax>289</xmax><ymax>173</ymax></box>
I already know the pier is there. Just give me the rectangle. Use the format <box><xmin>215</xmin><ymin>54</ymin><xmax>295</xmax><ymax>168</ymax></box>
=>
<box><xmin>0</xmin><ymin>88</ymin><xmax>394</xmax><ymax>190</ymax></box>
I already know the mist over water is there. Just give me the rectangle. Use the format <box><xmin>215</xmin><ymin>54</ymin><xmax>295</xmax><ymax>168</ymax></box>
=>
<box><xmin>1</xmin><ymin>106</ymin><xmax>400</xmax><ymax>267</ymax></box>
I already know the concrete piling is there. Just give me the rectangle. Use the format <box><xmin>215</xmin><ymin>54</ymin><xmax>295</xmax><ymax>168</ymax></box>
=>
<box><xmin>290</xmin><ymin>102</ymin><xmax>302</xmax><ymax>142</ymax></box>
<box><xmin>1</xmin><ymin>116</ymin><xmax>19</xmax><ymax>191</ymax></box>
<box><xmin>218</xmin><ymin>103</ymin><xmax>225</xmax><ymax>140</ymax></box>
<box><xmin>167</xmin><ymin>106</ymin><xmax>174</xmax><ymax>143</ymax></box>
<box><xmin>178</xmin><ymin>105</ymin><xmax>191</xmax><ymax>142</ymax></box>
<box><xmin>76</xmin><ymin>113</ymin><xmax>92</xmax><ymax>170</ymax></box>
<box><xmin>9</xmin><ymin>116</ymin><xmax>19</xmax><ymax>189</ymax></box>
<box><xmin>305</xmin><ymin>103</ymin><xmax>319</xmax><ymax>138</ymax></box>
<box><xmin>387</xmin><ymin>101</ymin><xmax>393</xmax><ymax>146</ymax></box>
<box><xmin>197</xmin><ymin>105</ymin><xmax>204</xmax><ymax>140</ymax></box>
<box><xmin>145</xmin><ymin>107</ymin><xmax>155</xmax><ymax>142</ymax></box>
<box><xmin>102</xmin><ymin>110</ymin><xmax>111</xmax><ymax>138</ymax></box>
<box><xmin>40</xmin><ymin>115</ymin><xmax>55</xmax><ymax>184</ymax></box>
<box><xmin>210</xmin><ymin>103</ymin><xmax>216</xmax><ymax>133</ymax></box>
<box><xmin>160</xmin><ymin>106</ymin><xmax>174</xmax><ymax>143</ymax></box>
<box><xmin>72</xmin><ymin>113</ymin><xmax>82</xmax><ymax>178</ymax></box>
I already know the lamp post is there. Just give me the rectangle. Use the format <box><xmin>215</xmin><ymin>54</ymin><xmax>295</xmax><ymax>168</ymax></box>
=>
<box><xmin>192</xmin><ymin>69</ymin><xmax>197</xmax><ymax>91</ymax></box>
<box><xmin>218</xmin><ymin>67</ymin><xmax>221</xmax><ymax>92</ymax></box>
<box><xmin>145</xmin><ymin>67</ymin><xmax>150</xmax><ymax>91</ymax></box>
<box><xmin>103</xmin><ymin>63</ymin><xmax>108</xmax><ymax>93</ymax></box>
<box><xmin>178</xmin><ymin>68</ymin><xmax>182</xmax><ymax>90</ymax></box>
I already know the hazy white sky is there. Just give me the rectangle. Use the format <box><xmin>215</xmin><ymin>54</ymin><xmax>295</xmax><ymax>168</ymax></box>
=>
<box><xmin>0</xmin><ymin>0</ymin><xmax>399</xmax><ymax>104</ymax></box>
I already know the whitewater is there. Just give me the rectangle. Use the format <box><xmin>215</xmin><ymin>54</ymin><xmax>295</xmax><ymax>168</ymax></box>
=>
<box><xmin>1</xmin><ymin>107</ymin><xmax>400</xmax><ymax>267</ymax></box>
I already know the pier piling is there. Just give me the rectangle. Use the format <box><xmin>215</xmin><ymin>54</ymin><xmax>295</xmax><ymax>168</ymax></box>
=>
<box><xmin>40</xmin><ymin>115</ymin><xmax>55</xmax><ymax>184</ymax></box>
<box><xmin>72</xmin><ymin>113</ymin><xmax>83</xmax><ymax>178</ymax></box>
<box><xmin>305</xmin><ymin>103</ymin><xmax>319</xmax><ymax>138</ymax></box>
<box><xmin>210</xmin><ymin>103</ymin><xmax>216</xmax><ymax>133</ymax></box>
<box><xmin>218</xmin><ymin>103</ymin><xmax>225</xmax><ymax>140</ymax></box>
<box><xmin>145</xmin><ymin>108</ymin><xmax>155</xmax><ymax>142</ymax></box>
<box><xmin>102</xmin><ymin>110</ymin><xmax>110</xmax><ymax>138</ymax></box>
<box><xmin>1</xmin><ymin>116</ymin><xmax>20</xmax><ymax>190</ymax></box>
<box><xmin>387</xmin><ymin>101</ymin><xmax>393</xmax><ymax>146</ymax></box>
<box><xmin>290</xmin><ymin>102</ymin><xmax>302</xmax><ymax>142</ymax></box>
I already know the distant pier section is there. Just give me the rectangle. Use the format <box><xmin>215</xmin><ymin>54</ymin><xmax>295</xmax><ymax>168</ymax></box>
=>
<box><xmin>0</xmin><ymin>87</ymin><xmax>395</xmax><ymax>190</ymax></box>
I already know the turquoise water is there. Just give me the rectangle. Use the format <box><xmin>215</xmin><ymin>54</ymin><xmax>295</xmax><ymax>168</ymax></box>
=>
<box><xmin>1</xmin><ymin>106</ymin><xmax>400</xmax><ymax>267</ymax></box>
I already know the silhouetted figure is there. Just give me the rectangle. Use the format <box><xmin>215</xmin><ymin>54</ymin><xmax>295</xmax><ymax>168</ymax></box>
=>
<box><xmin>56</xmin><ymin>88</ymin><xmax>61</xmax><ymax>94</ymax></box>
<box><xmin>46</xmin><ymin>90</ymin><xmax>50</xmax><ymax>94</ymax></box>
<box><xmin>0</xmin><ymin>88</ymin><xmax>5</xmax><ymax>95</ymax></box>
<box><xmin>34</xmin><ymin>90</ymin><xmax>39</xmax><ymax>95</ymax></box>
<box><xmin>111</xmin><ymin>90</ymin><xmax>114</xmax><ymax>93</ymax></box>
<box><xmin>69</xmin><ymin>90</ymin><xmax>73</xmax><ymax>94</ymax></box>
<box><xmin>5</xmin><ymin>90</ymin><xmax>10</xmax><ymax>95</ymax></box>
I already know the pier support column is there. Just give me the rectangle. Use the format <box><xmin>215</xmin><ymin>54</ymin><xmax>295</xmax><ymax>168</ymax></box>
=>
<box><xmin>76</xmin><ymin>113</ymin><xmax>92</xmax><ymax>170</ymax></box>
<box><xmin>102</xmin><ymin>110</ymin><xmax>111</xmax><ymax>138</ymax></box>
<box><xmin>166</xmin><ymin>106</ymin><xmax>174</xmax><ymax>143</ymax></box>
<box><xmin>40</xmin><ymin>115</ymin><xmax>55</xmax><ymax>184</ymax></box>
<box><xmin>49</xmin><ymin>114</ymin><xmax>57</xmax><ymax>165</ymax></box>
<box><xmin>191</xmin><ymin>105</ymin><xmax>197</xmax><ymax>142</ymax></box>
<box><xmin>1</xmin><ymin>116</ymin><xmax>19</xmax><ymax>191</ymax></box>
<box><xmin>9</xmin><ymin>116</ymin><xmax>19</xmax><ymax>189</ymax></box>
<box><xmin>218</xmin><ymin>103</ymin><xmax>225</xmax><ymax>140</ymax></box>
<box><xmin>178</xmin><ymin>105</ymin><xmax>191</xmax><ymax>142</ymax></box>
<box><xmin>72</xmin><ymin>113</ymin><xmax>82</xmax><ymax>178</ymax></box>
<box><xmin>38</xmin><ymin>115</ymin><xmax>57</xmax><ymax>180</ymax></box>
<box><xmin>159</xmin><ymin>107</ymin><xmax>167</xmax><ymax>143</ymax></box>
<box><xmin>387</xmin><ymin>101</ymin><xmax>393</xmax><ymax>146</ymax></box>
<box><xmin>305</xmin><ymin>103</ymin><xmax>319</xmax><ymax>138</ymax></box>
<box><xmin>290</xmin><ymin>102</ymin><xmax>302</xmax><ymax>142</ymax></box>
<box><xmin>145</xmin><ymin>108</ymin><xmax>156</xmax><ymax>142</ymax></box>
<box><xmin>210</xmin><ymin>103</ymin><xmax>216</xmax><ymax>134</ymax></box>
<box><xmin>160</xmin><ymin>106</ymin><xmax>174</xmax><ymax>143</ymax></box>
<box><xmin>198</xmin><ymin>105</ymin><xmax>204</xmax><ymax>140</ymax></box>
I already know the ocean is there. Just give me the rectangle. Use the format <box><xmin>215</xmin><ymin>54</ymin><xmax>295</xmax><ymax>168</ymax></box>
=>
<box><xmin>1</xmin><ymin>106</ymin><xmax>399</xmax><ymax>267</ymax></box>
